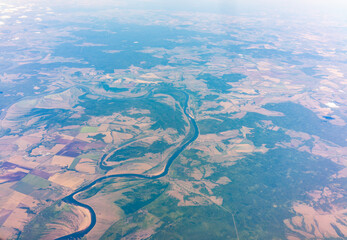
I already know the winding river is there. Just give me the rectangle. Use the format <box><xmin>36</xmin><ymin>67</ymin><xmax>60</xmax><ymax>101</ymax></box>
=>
<box><xmin>56</xmin><ymin>92</ymin><xmax>199</xmax><ymax>240</ymax></box>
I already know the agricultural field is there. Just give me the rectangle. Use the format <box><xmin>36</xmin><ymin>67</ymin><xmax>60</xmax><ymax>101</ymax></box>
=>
<box><xmin>0</xmin><ymin>0</ymin><xmax>346</xmax><ymax>239</ymax></box>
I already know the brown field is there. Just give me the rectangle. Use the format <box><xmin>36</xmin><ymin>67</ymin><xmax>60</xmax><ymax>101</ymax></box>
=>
<box><xmin>0</xmin><ymin>189</ymin><xmax>38</xmax><ymax>237</ymax></box>
<box><xmin>49</xmin><ymin>172</ymin><xmax>86</xmax><ymax>189</ymax></box>
<box><xmin>0</xmin><ymin>226</ymin><xmax>17</xmax><ymax>240</ymax></box>
<box><xmin>43</xmin><ymin>204</ymin><xmax>91</xmax><ymax>240</ymax></box>
<box><xmin>0</xmin><ymin>187</ymin><xmax>21</xmax><ymax>210</ymax></box>
<box><xmin>1</xmin><ymin>190</ymin><xmax>38</xmax><ymax>210</ymax></box>
<box><xmin>59</xmin><ymin>134</ymin><xmax>75</xmax><ymax>141</ymax></box>
<box><xmin>139</xmin><ymin>72</ymin><xmax>160</xmax><ymax>79</ymax></box>
<box><xmin>191</xmin><ymin>168</ymin><xmax>203</xmax><ymax>180</ymax></box>
<box><xmin>49</xmin><ymin>144</ymin><xmax>67</xmax><ymax>154</ymax></box>
<box><xmin>111</xmin><ymin>131</ymin><xmax>134</xmax><ymax>145</ymax></box>
<box><xmin>106</xmin><ymin>162</ymin><xmax>154</xmax><ymax>175</ymax></box>
<box><xmin>285</xmin><ymin>202</ymin><xmax>347</xmax><ymax>239</ymax></box>
<box><xmin>75</xmin><ymin>133</ymin><xmax>93</xmax><ymax>142</ymax></box>
<box><xmin>216</xmin><ymin>176</ymin><xmax>231</xmax><ymax>185</ymax></box>
<box><xmin>82</xmin><ymin>192</ymin><xmax>124</xmax><ymax>239</ymax></box>
<box><xmin>2</xmin><ymin>208</ymin><xmax>27</xmax><ymax>230</ymax></box>
<box><xmin>15</xmin><ymin>134</ymin><xmax>42</xmax><ymax>151</ymax></box>
<box><xmin>231</xmin><ymin>143</ymin><xmax>254</xmax><ymax>153</ymax></box>
<box><xmin>0</xmin><ymin>9</ymin><xmax>346</xmax><ymax>240</ymax></box>
<box><xmin>102</xmin><ymin>132</ymin><xmax>113</xmax><ymax>143</ymax></box>
<box><xmin>75</xmin><ymin>158</ymin><xmax>96</xmax><ymax>174</ymax></box>
<box><xmin>51</xmin><ymin>155</ymin><xmax>75</xmax><ymax>167</ymax></box>
<box><xmin>168</xmin><ymin>179</ymin><xmax>223</xmax><ymax>207</ymax></box>
<box><xmin>97</xmin><ymin>124</ymin><xmax>109</xmax><ymax>132</ymax></box>
<box><xmin>31</xmin><ymin>143</ymin><xmax>66</xmax><ymax>156</ymax></box>
<box><xmin>7</xmin><ymin>155</ymin><xmax>39</xmax><ymax>168</ymax></box>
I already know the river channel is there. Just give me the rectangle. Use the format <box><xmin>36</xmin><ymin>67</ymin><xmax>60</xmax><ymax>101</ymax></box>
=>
<box><xmin>56</xmin><ymin>92</ymin><xmax>199</xmax><ymax>239</ymax></box>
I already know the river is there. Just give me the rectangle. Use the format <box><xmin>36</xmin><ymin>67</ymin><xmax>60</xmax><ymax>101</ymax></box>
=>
<box><xmin>56</xmin><ymin>91</ymin><xmax>199</xmax><ymax>239</ymax></box>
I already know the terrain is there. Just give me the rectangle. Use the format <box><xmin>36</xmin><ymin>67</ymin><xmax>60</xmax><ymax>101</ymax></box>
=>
<box><xmin>0</xmin><ymin>1</ymin><xmax>346</xmax><ymax>239</ymax></box>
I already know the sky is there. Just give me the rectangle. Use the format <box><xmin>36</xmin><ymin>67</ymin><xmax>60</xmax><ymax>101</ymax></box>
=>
<box><xmin>54</xmin><ymin>0</ymin><xmax>347</xmax><ymax>17</ymax></box>
<box><xmin>3</xmin><ymin>0</ymin><xmax>347</xmax><ymax>21</ymax></box>
<box><xmin>66</xmin><ymin>1</ymin><xmax>346</xmax><ymax>24</ymax></box>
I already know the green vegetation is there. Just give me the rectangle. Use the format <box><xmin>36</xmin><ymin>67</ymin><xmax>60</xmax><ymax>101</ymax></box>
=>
<box><xmin>20</xmin><ymin>201</ymin><xmax>74</xmax><ymax>240</ymax></box>
<box><xmin>197</xmin><ymin>73</ymin><xmax>246</xmax><ymax>93</ymax></box>
<box><xmin>79</xmin><ymin>153</ymin><xmax>102</xmax><ymax>160</ymax></box>
<box><xmin>100</xmin><ymin>82</ymin><xmax>128</xmax><ymax>93</ymax></box>
<box><xmin>149</xmin><ymin>140</ymin><xmax>172</xmax><ymax>153</ymax></box>
<box><xmin>18</xmin><ymin>86</ymin><xmax>188</xmax><ymax>139</ymax></box>
<box><xmin>209</xmin><ymin>148</ymin><xmax>341</xmax><ymax>239</ymax></box>
<box><xmin>204</xmin><ymin>94</ymin><xmax>219</xmax><ymax>101</ymax></box>
<box><xmin>22</xmin><ymin>108</ymin><xmax>72</xmax><ymax>131</ymax></box>
<box><xmin>80</xmin><ymin>126</ymin><xmax>99</xmax><ymax>133</ymax></box>
<box><xmin>198</xmin><ymin>101</ymin><xmax>346</xmax><ymax>147</ymax></box>
<box><xmin>222</xmin><ymin>73</ymin><xmax>246</xmax><ymax>82</ymax></box>
<box><xmin>78</xmin><ymin>179</ymin><xmax>144</xmax><ymax>200</ymax></box>
<box><xmin>148</xmin><ymin>203</ymin><xmax>237</xmax><ymax>240</ymax></box>
<box><xmin>103</xmin><ymin>180</ymin><xmax>238</xmax><ymax>240</ymax></box>
<box><xmin>11</xmin><ymin>182</ymin><xmax>35</xmax><ymax>195</ymax></box>
<box><xmin>114</xmin><ymin>180</ymin><xmax>168</xmax><ymax>214</ymax></box>
<box><xmin>170</xmin><ymin>149</ymin><xmax>207</xmax><ymax>180</ymax></box>
<box><xmin>69</xmin><ymin>152</ymin><xmax>102</xmax><ymax>171</ymax></box>
<box><xmin>78</xmin><ymin>181</ymin><xmax>110</xmax><ymax>200</ymax></box>
<box><xmin>21</xmin><ymin>174</ymin><xmax>51</xmax><ymax>188</ymax></box>
<box><xmin>113</xmin><ymin>193</ymin><xmax>238</xmax><ymax>240</ymax></box>
<box><xmin>182</xmin><ymin>149</ymin><xmax>204</xmax><ymax>159</ymax></box>
<box><xmin>11</xmin><ymin>174</ymin><xmax>51</xmax><ymax>195</ymax></box>
<box><xmin>101</xmin><ymin>147</ymin><xmax>341</xmax><ymax>240</ymax></box>
<box><xmin>99</xmin><ymin>180</ymin><xmax>168</xmax><ymax>240</ymax></box>
<box><xmin>198</xmin><ymin>119</ymin><xmax>227</xmax><ymax>134</ymax></box>
<box><xmin>101</xmin><ymin>211</ymin><xmax>161</xmax><ymax>240</ymax></box>
<box><xmin>108</xmin><ymin>140</ymin><xmax>172</xmax><ymax>162</ymax></box>
<box><xmin>80</xmin><ymin>91</ymin><xmax>187</xmax><ymax>134</ymax></box>
<box><xmin>215</xmin><ymin>145</ymin><xmax>223</xmax><ymax>153</ymax></box>
<box><xmin>205</xmin><ymin>106</ymin><xmax>224</xmax><ymax>111</ymax></box>
<box><xmin>108</xmin><ymin>145</ymin><xmax>147</xmax><ymax>162</ymax></box>
<box><xmin>197</xmin><ymin>112</ymin><xmax>264</xmax><ymax>135</ymax></box>
<box><xmin>88</xmin><ymin>133</ymin><xmax>106</xmax><ymax>141</ymax></box>
<box><xmin>68</xmin><ymin>158</ymin><xmax>81</xmax><ymax>170</ymax></box>
<box><xmin>264</xmin><ymin>102</ymin><xmax>347</xmax><ymax>146</ymax></box>
<box><xmin>246</xmin><ymin>128</ymin><xmax>290</xmax><ymax>148</ymax></box>
<box><xmin>155</xmin><ymin>87</ymin><xmax>187</xmax><ymax>107</ymax></box>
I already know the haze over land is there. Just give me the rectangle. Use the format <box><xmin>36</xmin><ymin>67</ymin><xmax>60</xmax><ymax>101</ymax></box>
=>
<box><xmin>0</xmin><ymin>0</ymin><xmax>346</xmax><ymax>239</ymax></box>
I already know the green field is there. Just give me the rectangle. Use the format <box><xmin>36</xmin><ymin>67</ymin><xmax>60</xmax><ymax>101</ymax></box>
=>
<box><xmin>99</xmin><ymin>145</ymin><xmax>341</xmax><ymax>240</ymax></box>
<box><xmin>11</xmin><ymin>174</ymin><xmax>51</xmax><ymax>195</ymax></box>
<box><xmin>108</xmin><ymin>140</ymin><xmax>172</xmax><ymax>162</ymax></box>
<box><xmin>80</xmin><ymin>126</ymin><xmax>99</xmax><ymax>133</ymax></box>
<box><xmin>20</xmin><ymin>201</ymin><xmax>75</xmax><ymax>240</ymax></box>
